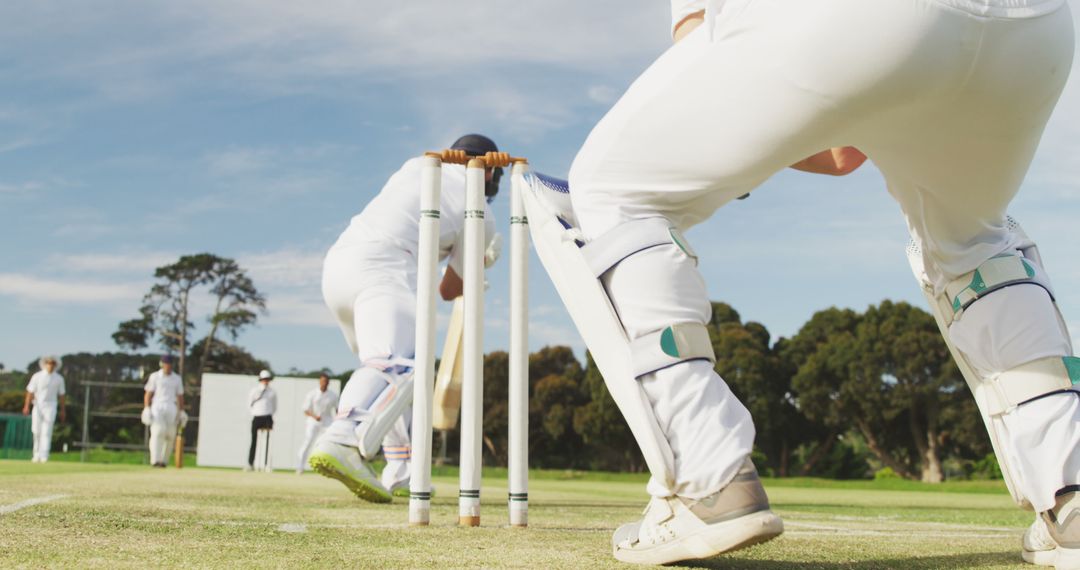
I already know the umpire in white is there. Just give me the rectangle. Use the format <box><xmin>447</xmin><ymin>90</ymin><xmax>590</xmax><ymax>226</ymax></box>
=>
<box><xmin>246</xmin><ymin>369</ymin><xmax>277</xmax><ymax>471</ymax></box>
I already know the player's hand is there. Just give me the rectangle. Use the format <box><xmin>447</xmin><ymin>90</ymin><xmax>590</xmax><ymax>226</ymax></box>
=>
<box><xmin>315</xmin><ymin>415</ymin><xmax>322</xmax><ymax>422</ymax></box>
<box><xmin>59</xmin><ymin>410</ymin><xmax>66</xmax><ymax>423</ymax></box>
<box><xmin>22</xmin><ymin>405</ymin><xmax>30</xmax><ymax>416</ymax></box>
<box><xmin>790</xmin><ymin>147</ymin><xmax>867</xmax><ymax>176</ymax></box>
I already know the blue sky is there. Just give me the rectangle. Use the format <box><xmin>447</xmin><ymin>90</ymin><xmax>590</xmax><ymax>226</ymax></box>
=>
<box><xmin>1</xmin><ymin>2</ymin><xmax>1078</xmax><ymax>375</ymax></box>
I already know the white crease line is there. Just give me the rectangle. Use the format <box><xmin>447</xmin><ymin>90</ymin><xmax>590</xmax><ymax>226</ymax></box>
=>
<box><xmin>787</xmin><ymin>530</ymin><xmax>1016</xmax><ymax>539</ymax></box>
<box><xmin>786</xmin><ymin>513</ymin><xmax>1017</xmax><ymax>532</ymax></box>
<box><xmin>0</xmin><ymin>494</ymin><xmax>69</xmax><ymax>515</ymax></box>
<box><xmin>277</xmin><ymin>523</ymin><xmax>308</xmax><ymax>533</ymax></box>
<box><xmin>784</xmin><ymin>521</ymin><xmax>1016</xmax><ymax>538</ymax></box>
<box><xmin>785</xmin><ymin>520</ymin><xmax>1018</xmax><ymax>533</ymax></box>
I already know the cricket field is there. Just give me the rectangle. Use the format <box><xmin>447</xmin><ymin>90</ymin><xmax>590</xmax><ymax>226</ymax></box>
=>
<box><xmin>0</xmin><ymin>459</ymin><xmax>1038</xmax><ymax>569</ymax></box>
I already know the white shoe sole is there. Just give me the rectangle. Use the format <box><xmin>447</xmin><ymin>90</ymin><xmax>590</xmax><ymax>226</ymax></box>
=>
<box><xmin>1023</xmin><ymin>548</ymin><xmax>1057</xmax><ymax>567</ymax></box>
<box><xmin>614</xmin><ymin>509</ymin><xmax>783</xmax><ymax>565</ymax></box>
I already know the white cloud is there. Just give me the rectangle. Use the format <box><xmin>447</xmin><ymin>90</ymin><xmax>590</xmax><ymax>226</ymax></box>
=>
<box><xmin>207</xmin><ymin>147</ymin><xmax>277</xmax><ymax>176</ymax></box>
<box><xmin>262</xmin><ymin>293</ymin><xmax>334</xmax><ymax>327</ymax></box>
<box><xmin>0</xmin><ymin>138</ymin><xmax>40</xmax><ymax>154</ymax></box>
<box><xmin>0</xmin><ymin>180</ymin><xmax>44</xmax><ymax>194</ymax></box>
<box><xmin>528</xmin><ymin>319</ymin><xmax>584</xmax><ymax>354</ymax></box>
<box><xmin>0</xmin><ymin>273</ymin><xmax>143</xmax><ymax>304</ymax></box>
<box><xmin>240</xmin><ymin>248</ymin><xmax>324</xmax><ymax>289</ymax></box>
<box><xmin>48</xmin><ymin>252</ymin><xmax>176</xmax><ymax>275</ymax></box>
<box><xmin>587</xmin><ymin>85</ymin><xmax>619</xmax><ymax>105</ymax></box>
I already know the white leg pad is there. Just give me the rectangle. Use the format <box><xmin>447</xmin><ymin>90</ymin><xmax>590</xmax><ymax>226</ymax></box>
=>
<box><xmin>519</xmin><ymin>172</ymin><xmax>716</xmax><ymax>490</ymax></box>
<box><xmin>907</xmin><ymin>219</ymin><xmax>1079</xmax><ymax>509</ymax></box>
<box><xmin>356</xmin><ymin>369</ymin><xmax>415</xmax><ymax>460</ymax></box>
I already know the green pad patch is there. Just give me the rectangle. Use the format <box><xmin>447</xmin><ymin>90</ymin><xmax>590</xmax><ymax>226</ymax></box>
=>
<box><xmin>1064</xmin><ymin>357</ymin><xmax>1080</xmax><ymax>386</ymax></box>
<box><xmin>660</xmin><ymin>327</ymin><xmax>679</xmax><ymax>358</ymax></box>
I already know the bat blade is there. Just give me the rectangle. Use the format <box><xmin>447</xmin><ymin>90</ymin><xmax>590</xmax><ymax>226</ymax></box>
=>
<box><xmin>433</xmin><ymin>297</ymin><xmax>465</xmax><ymax>430</ymax></box>
<box><xmin>174</xmin><ymin>430</ymin><xmax>184</xmax><ymax>469</ymax></box>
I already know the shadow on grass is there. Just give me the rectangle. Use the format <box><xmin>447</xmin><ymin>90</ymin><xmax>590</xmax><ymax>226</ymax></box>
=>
<box><xmin>679</xmin><ymin>551</ymin><xmax>1017</xmax><ymax>569</ymax></box>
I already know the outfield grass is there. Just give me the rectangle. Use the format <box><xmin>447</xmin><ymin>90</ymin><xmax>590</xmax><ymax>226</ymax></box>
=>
<box><xmin>0</xmin><ymin>459</ymin><xmax>1034</xmax><ymax>569</ymax></box>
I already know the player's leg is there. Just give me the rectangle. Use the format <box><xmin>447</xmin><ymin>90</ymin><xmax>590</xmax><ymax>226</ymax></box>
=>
<box><xmin>30</xmin><ymin>405</ymin><xmax>42</xmax><ymax>462</ymax></box>
<box><xmin>549</xmin><ymin>0</ymin><xmax>1003</xmax><ymax>563</ymax></box>
<box><xmin>297</xmin><ymin>421</ymin><xmax>320</xmax><ymax>473</ymax></box>
<box><xmin>381</xmin><ymin>412</ymin><xmax>412</xmax><ymax>495</ymax></box>
<box><xmin>149</xmin><ymin>406</ymin><xmax>176</xmax><ymax>467</ymax></box>
<box><xmin>858</xmin><ymin>6</ymin><xmax>1075</xmax><ymax>565</ymax></box>
<box><xmin>247</xmin><ymin>418</ymin><xmax>259</xmax><ymax>469</ymax></box>
<box><xmin>149</xmin><ymin>421</ymin><xmax>162</xmax><ymax>466</ymax></box>
<box><xmin>164</xmin><ymin>423</ymin><xmax>178</xmax><ymax>468</ymax></box>
<box><xmin>38</xmin><ymin>407</ymin><xmax>55</xmax><ymax>462</ymax></box>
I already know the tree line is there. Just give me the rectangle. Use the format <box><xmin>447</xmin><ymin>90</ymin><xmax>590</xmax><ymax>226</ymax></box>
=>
<box><xmin>0</xmin><ymin>251</ymin><xmax>998</xmax><ymax>481</ymax></box>
<box><xmin>462</xmin><ymin>300</ymin><xmax>996</xmax><ymax>482</ymax></box>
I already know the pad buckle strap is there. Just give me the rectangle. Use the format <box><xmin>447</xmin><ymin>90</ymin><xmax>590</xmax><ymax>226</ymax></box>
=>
<box><xmin>983</xmin><ymin>356</ymin><xmax>1080</xmax><ymax>416</ymax></box>
<box><xmin>630</xmin><ymin>322</ymin><xmax>716</xmax><ymax>378</ymax></box>
<box><xmin>583</xmin><ymin>218</ymin><xmax>678</xmax><ymax>277</ymax></box>
<box><xmin>944</xmin><ymin>254</ymin><xmax>1038</xmax><ymax>317</ymax></box>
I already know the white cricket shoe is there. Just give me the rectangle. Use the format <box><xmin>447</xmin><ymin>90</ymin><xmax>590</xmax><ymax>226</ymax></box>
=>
<box><xmin>1024</xmin><ymin>488</ymin><xmax>1080</xmax><ymax>570</ymax></box>
<box><xmin>612</xmin><ymin>459</ymin><xmax>783</xmax><ymax>565</ymax></box>
<box><xmin>1025</xmin><ymin>514</ymin><xmax>1058</xmax><ymax>566</ymax></box>
<box><xmin>308</xmin><ymin>439</ymin><xmax>391</xmax><ymax>503</ymax></box>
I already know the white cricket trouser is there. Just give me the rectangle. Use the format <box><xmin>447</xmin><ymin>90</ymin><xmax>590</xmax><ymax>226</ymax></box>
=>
<box><xmin>570</xmin><ymin>0</ymin><xmax>1074</xmax><ymax>504</ymax></box>
<box><xmin>149</xmin><ymin>404</ymin><xmax>178</xmax><ymax>465</ymax></box>
<box><xmin>322</xmin><ymin>237</ymin><xmax>415</xmax><ymax>484</ymax></box>
<box><xmin>322</xmin><ymin>240</ymin><xmax>417</xmax><ymax>365</ymax></box>
<box><xmin>31</xmin><ymin>404</ymin><xmax>57</xmax><ymax>462</ymax></box>
<box><xmin>297</xmin><ymin>418</ymin><xmax>330</xmax><ymax>470</ymax></box>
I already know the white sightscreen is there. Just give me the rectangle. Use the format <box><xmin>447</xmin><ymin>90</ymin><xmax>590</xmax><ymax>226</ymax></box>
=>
<box><xmin>196</xmin><ymin>373</ymin><xmax>341</xmax><ymax>470</ymax></box>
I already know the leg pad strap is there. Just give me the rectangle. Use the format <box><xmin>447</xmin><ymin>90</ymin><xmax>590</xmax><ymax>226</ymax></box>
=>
<box><xmin>631</xmin><ymin>323</ymin><xmax>716</xmax><ymax>378</ymax></box>
<box><xmin>985</xmin><ymin>356</ymin><xmax>1080</xmax><ymax>416</ymax></box>
<box><xmin>942</xmin><ymin>254</ymin><xmax>1052</xmax><ymax>324</ymax></box>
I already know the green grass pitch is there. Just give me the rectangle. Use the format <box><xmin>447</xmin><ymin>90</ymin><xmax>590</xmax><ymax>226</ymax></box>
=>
<box><xmin>0</xmin><ymin>459</ymin><xmax>1036</xmax><ymax>568</ymax></box>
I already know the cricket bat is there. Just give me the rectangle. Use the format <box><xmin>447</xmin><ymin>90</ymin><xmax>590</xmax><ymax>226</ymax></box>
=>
<box><xmin>432</xmin><ymin>297</ymin><xmax>465</xmax><ymax>430</ymax></box>
<box><xmin>174</xmin><ymin>426</ymin><xmax>184</xmax><ymax>469</ymax></box>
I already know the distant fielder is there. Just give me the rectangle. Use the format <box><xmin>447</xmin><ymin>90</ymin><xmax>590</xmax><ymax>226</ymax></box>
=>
<box><xmin>22</xmin><ymin>355</ymin><xmax>66</xmax><ymax>463</ymax></box>
<box><xmin>296</xmin><ymin>372</ymin><xmax>339</xmax><ymax>474</ymax></box>
<box><xmin>309</xmin><ymin>134</ymin><xmax>501</xmax><ymax>502</ymax></box>
<box><xmin>141</xmin><ymin>354</ymin><xmax>186</xmax><ymax>468</ymax></box>
<box><xmin>246</xmin><ymin>369</ymin><xmax>276</xmax><ymax>471</ymax></box>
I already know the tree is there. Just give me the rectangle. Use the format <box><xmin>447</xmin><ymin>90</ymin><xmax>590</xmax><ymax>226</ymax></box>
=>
<box><xmin>780</xmin><ymin>307</ymin><xmax>862</xmax><ymax>476</ymax></box>
<box><xmin>853</xmin><ymin>301</ymin><xmax>965</xmax><ymax>482</ymax></box>
<box><xmin>113</xmin><ymin>254</ymin><xmax>266</xmax><ymax>379</ymax></box>
<box><xmin>525</xmin><ymin>346</ymin><xmax>587</xmax><ymax>469</ymax></box>
<box><xmin>707</xmin><ymin>302</ymin><xmax>807</xmax><ymax>477</ymax></box>
<box><xmin>188</xmin><ymin>336</ymin><xmax>270</xmax><ymax>376</ymax></box>
<box><xmin>791</xmin><ymin>302</ymin><xmax>965</xmax><ymax>482</ymax></box>
<box><xmin>574</xmin><ymin>352</ymin><xmax>644</xmax><ymax>472</ymax></box>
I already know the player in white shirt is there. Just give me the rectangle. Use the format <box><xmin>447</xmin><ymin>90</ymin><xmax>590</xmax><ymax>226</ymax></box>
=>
<box><xmin>247</xmin><ymin>370</ymin><xmax>277</xmax><ymax>471</ymax></box>
<box><xmin>295</xmin><ymin>373</ymin><xmax>339</xmax><ymax>474</ymax></box>
<box><xmin>521</xmin><ymin>0</ymin><xmax>1076</xmax><ymax>564</ymax></box>
<box><xmin>310</xmin><ymin>134</ymin><xmax>502</xmax><ymax>502</ymax></box>
<box><xmin>22</xmin><ymin>355</ymin><xmax>66</xmax><ymax>463</ymax></box>
<box><xmin>142</xmin><ymin>355</ymin><xmax>185</xmax><ymax>468</ymax></box>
